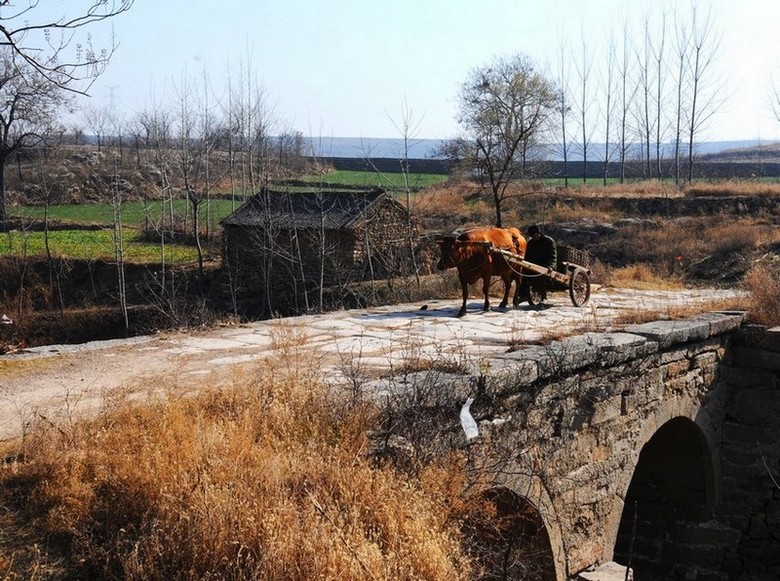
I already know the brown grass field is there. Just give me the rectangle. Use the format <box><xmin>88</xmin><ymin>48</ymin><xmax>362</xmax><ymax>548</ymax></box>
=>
<box><xmin>0</xmin><ymin>340</ymin><xmax>483</xmax><ymax>580</ymax></box>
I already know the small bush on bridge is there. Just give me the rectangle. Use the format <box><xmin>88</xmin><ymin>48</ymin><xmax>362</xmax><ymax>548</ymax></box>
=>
<box><xmin>744</xmin><ymin>259</ymin><xmax>780</xmax><ymax>326</ymax></box>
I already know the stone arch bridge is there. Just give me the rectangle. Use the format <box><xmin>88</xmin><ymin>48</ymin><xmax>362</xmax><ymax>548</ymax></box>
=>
<box><xmin>371</xmin><ymin>312</ymin><xmax>780</xmax><ymax>580</ymax></box>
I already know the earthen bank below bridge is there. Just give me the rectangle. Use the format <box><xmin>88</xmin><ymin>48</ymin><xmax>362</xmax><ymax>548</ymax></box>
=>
<box><xmin>371</xmin><ymin>312</ymin><xmax>780</xmax><ymax>580</ymax></box>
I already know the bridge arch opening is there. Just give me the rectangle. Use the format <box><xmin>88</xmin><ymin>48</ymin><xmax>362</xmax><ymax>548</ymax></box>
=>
<box><xmin>463</xmin><ymin>486</ymin><xmax>557</xmax><ymax>580</ymax></box>
<box><xmin>613</xmin><ymin>416</ymin><xmax>715</xmax><ymax>579</ymax></box>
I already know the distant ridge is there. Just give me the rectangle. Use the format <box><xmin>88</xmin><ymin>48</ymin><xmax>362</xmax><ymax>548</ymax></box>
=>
<box><xmin>308</xmin><ymin>137</ymin><xmax>446</xmax><ymax>159</ymax></box>
<box><xmin>305</xmin><ymin>136</ymin><xmax>780</xmax><ymax>161</ymax></box>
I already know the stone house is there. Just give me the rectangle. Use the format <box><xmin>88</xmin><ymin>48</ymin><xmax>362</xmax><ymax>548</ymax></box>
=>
<box><xmin>221</xmin><ymin>187</ymin><xmax>414</xmax><ymax>314</ymax></box>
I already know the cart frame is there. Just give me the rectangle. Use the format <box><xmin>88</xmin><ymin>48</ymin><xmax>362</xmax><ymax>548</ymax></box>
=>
<box><xmin>484</xmin><ymin>243</ymin><xmax>592</xmax><ymax>307</ymax></box>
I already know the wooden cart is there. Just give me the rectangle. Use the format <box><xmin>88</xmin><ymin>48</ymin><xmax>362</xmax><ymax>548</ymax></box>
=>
<box><xmin>489</xmin><ymin>244</ymin><xmax>592</xmax><ymax>307</ymax></box>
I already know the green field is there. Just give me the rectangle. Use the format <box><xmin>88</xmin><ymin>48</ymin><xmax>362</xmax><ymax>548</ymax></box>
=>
<box><xmin>15</xmin><ymin>199</ymin><xmax>242</xmax><ymax>229</ymax></box>
<box><xmin>0</xmin><ymin>229</ymin><xmax>203</xmax><ymax>263</ymax></box>
<box><xmin>301</xmin><ymin>169</ymin><xmax>448</xmax><ymax>189</ymax></box>
<box><xmin>3</xmin><ymin>170</ymin><xmax>449</xmax><ymax>262</ymax></box>
<box><xmin>13</xmin><ymin>172</ymin><xmax>448</xmax><ymax>227</ymax></box>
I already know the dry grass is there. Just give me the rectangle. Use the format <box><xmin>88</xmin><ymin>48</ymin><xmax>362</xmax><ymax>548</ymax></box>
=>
<box><xmin>685</xmin><ymin>180</ymin><xmax>780</xmax><ymax>197</ymax></box>
<box><xmin>605</xmin><ymin>264</ymin><xmax>686</xmax><ymax>291</ymax></box>
<box><xmin>743</xmin><ymin>258</ymin><xmax>780</xmax><ymax>327</ymax></box>
<box><xmin>549</xmin><ymin>179</ymin><xmax>780</xmax><ymax>199</ymax></box>
<box><xmin>414</xmin><ymin>182</ymin><xmax>495</xmax><ymax>229</ymax></box>
<box><xmin>611</xmin><ymin>296</ymin><xmax>751</xmax><ymax>326</ymax></box>
<box><xmin>592</xmin><ymin>217</ymin><xmax>777</xmax><ymax>280</ymax></box>
<box><xmin>0</xmin><ymin>343</ymin><xmax>475</xmax><ymax>580</ymax></box>
<box><xmin>563</xmin><ymin>180</ymin><xmax>687</xmax><ymax>199</ymax></box>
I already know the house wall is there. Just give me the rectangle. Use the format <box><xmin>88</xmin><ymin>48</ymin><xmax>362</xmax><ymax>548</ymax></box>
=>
<box><xmin>220</xmin><ymin>197</ymin><xmax>414</xmax><ymax>314</ymax></box>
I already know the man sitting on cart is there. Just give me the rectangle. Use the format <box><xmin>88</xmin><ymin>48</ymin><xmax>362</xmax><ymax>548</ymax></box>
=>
<box><xmin>521</xmin><ymin>224</ymin><xmax>557</xmax><ymax>303</ymax></box>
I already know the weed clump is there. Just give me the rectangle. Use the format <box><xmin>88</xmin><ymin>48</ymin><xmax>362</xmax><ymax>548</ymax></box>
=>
<box><xmin>743</xmin><ymin>259</ymin><xmax>780</xmax><ymax>327</ymax></box>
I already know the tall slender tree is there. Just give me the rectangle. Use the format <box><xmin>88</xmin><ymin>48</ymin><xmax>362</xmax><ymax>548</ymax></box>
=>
<box><xmin>686</xmin><ymin>5</ymin><xmax>721</xmax><ymax>182</ymax></box>
<box><xmin>652</xmin><ymin>12</ymin><xmax>668</xmax><ymax>179</ymax></box>
<box><xmin>616</xmin><ymin>18</ymin><xmax>636</xmax><ymax>183</ymax></box>
<box><xmin>574</xmin><ymin>33</ymin><xmax>595</xmax><ymax>183</ymax></box>
<box><xmin>555</xmin><ymin>36</ymin><xmax>572</xmax><ymax>187</ymax></box>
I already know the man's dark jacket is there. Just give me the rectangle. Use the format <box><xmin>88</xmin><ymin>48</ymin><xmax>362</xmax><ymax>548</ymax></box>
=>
<box><xmin>525</xmin><ymin>234</ymin><xmax>557</xmax><ymax>270</ymax></box>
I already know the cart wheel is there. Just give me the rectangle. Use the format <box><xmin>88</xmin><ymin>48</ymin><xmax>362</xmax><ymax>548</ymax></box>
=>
<box><xmin>568</xmin><ymin>267</ymin><xmax>591</xmax><ymax>307</ymax></box>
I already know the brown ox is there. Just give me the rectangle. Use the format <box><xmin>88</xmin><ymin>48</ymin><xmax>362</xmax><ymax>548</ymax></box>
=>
<box><xmin>436</xmin><ymin>227</ymin><xmax>527</xmax><ymax>317</ymax></box>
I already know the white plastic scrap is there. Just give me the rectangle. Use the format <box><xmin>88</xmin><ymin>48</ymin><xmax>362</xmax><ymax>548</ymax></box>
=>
<box><xmin>460</xmin><ymin>397</ymin><xmax>479</xmax><ymax>440</ymax></box>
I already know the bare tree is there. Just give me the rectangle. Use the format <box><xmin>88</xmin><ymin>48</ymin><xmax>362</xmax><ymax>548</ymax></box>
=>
<box><xmin>554</xmin><ymin>36</ymin><xmax>572</xmax><ymax>187</ymax></box>
<box><xmin>672</xmin><ymin>17</ymin><xmax>691</xmax><ymax>186</ymax></box>
<box><xmin>0</xmin><ymin>48</ymin><xmax>68</xmax><ymax>221</ymax></box>
<box><xmin>82</xmin><ymin>104</ymin><xmax>110</xmax><ymax>151</ymax></box>
<box><xmin>651</xmin><ymin>12</ymin><xmax>668</xmax><ymax>180</ymax></box>
<box><xmin>231</xmin><ymin>54</ymin><xmax>275</xmax><ymax>194</ymax></box>
<box><xmin>135</xmin><ymin>102</ymin><xmax>174</xmax><ymax>289</ymax></box>
<box><xmin>109</xmin><ymin>156</ymin><xmax>129</xmax><ymax>332</ymax></box>
<box><xmin>771</xmin><ymin>76</ymin><xmax>780</xmax><ymax>124</ymax></box>
<box><xmin>457</xmin><ymin>53</ymin><xmax>557</xmax><ymax>227</ymax></box>
<box><xmin>685</xmin><ymin>4</ymin><xmax>722</xmax><ymax>183</ymax></box>
<box><xmin>636</xmin><ymin>15</ymin><xmax>655</xmax><ymax>178</ymax></box>
<box><xmin>574</xmin><ymin>33</ymin><xmax>596</xmax><ymax>184</ymax></box>
<box><xmin>0</xmin><ymin>0</ymin><xmax>134</xmax><ymax>92</ymax></box>
<box><xmin>33</xmin><ymin>152</ymin><xmax>66</xmax><ymax>312</ymax></box>
<box><xmin>108</xmin><ymin>109</ymin><xmax>127</xmax><ymax>164</ymax></box>
<box><xmin>601</xmin><ymin>34</ymin><xmax>617</xmax><ymax>185</ymax></box>
<box><xmin>616</xmin><ymin>18</ymin><xmax>636</xmax><ymax>183</ymax></box>
<box><xmin>388</xmin><ymin>99</ymin><xmax>422</xmax><ymax>288</ymax></box>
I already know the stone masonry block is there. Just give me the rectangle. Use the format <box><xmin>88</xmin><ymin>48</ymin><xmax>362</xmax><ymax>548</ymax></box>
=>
<box><xmin>730</xmin><ymin>386</ymin><xmax>780</xmax><ymax>425</ymax></box>
<box><xmin>721</xmin><ymin>366</ymin><xmax>778</xmax><ymax>389</ymax></box>
<box><xmin>590</xmin><ymin>395</ymin><xmax>623</xmax><ymax>425</ymax></box>
<box><xmin>736</xmin><ymin>324</ymin><xmax>780</xmax><ymax>352</ymax></box>
<box><xmin>670</xmin><ymin>520</ymin><xmax>743</xmax><ymax>545</ymax></box>
<box><xmin>534</xmin><ymin>338</ymin><xmax>602</xmax><ymax>375</ymax></box>
<box><xmin>693</xmin><ymin>311</ymin><xmax>747</xmax><ymax>336</ymax></box>
<box><xmin>624</xmin><ymin>319</ymin><xmax>711</xmax><ymax>349</ymax></box>
<box><xmin>580</xmin><ymin>331</ymin><xmax>658</xmax><ymax>367</ymax></box>
<box><xmin>483</xmin><ymin>355</ymin><xmax>539</xmax><ymax>395</ymax></box>
<box><xmin>731</xmin><ymin>346</ymin><xmax>780</xmax><ymax>372</ymax></box>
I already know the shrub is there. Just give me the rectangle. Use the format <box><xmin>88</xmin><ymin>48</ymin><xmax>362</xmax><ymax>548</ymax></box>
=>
<box><xmin>743</xmin><ymin>259</ymin><xmax>780</xmax><ymax>327</ymax></box>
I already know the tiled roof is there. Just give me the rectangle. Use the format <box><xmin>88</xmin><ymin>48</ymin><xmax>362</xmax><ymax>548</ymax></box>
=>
<box><xmin>221</xmin><ymin>188</ymin><xmax>391</xmax><ymax>229</ymax></box>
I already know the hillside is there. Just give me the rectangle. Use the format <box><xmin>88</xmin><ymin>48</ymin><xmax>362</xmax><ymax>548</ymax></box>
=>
<box><xmin>699</xmin><ymin>140</ymin><xmax>780</xmax><ymax>163</ymax></box>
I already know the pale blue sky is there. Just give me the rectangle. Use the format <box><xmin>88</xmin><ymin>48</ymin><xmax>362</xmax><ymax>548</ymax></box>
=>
<box><xmin>51</xmin><ymin>0</ymin><xmax>780</xmax><ymax>142</ymax></box>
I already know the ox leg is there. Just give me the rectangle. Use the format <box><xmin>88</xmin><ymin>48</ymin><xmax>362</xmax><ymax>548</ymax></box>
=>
<box><xmin>512</xmin><ymin>274</ymin><xmax>522</xmax><ymax>307</ymax></box>
<box><xmin>482</xmin><ymin>276</ymin><xmax>491</xmax><ymax>312</ymax></box>
<box><xmin>498</xmin><ymin>274</ymin><xmax>511</xmax><ymax>309</ymax></box>
<box><xmin>457</xmin><ymin>281</ymin><xmax>469</xmax><ymax>317</ymax></box>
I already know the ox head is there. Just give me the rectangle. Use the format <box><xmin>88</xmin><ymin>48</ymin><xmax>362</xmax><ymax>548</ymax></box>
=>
<box><xmin>435</xmin><ymin>234</ymin><xmax>487</xmax><ymax>270</ymax></box>
<box><xmin>434</xmin><ymin>235</ymin><xmax>458</xmax><ymax>270</ymax></box>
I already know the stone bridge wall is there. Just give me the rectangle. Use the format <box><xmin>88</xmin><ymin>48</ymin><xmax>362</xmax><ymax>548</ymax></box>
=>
<box><xmin>374</xmin><ymin>312</ymin><xmax>780</xmax><ymax>580</ymax></box>
<box><xmin>718</xmin><ymin>326</ymin><xmax>780</xmax><ymax>579</ymax></box>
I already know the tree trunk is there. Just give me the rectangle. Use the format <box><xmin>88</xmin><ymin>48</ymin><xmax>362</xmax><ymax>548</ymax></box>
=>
<box><xmin>0</xmin><ymin>151</ymin><xmax>8</xmax><ymax>222</ymax></box>
<box><xmin>493</xmin><ymin>187</ymin><xmax>503</xmax><ymax>228</ymax></box>
<box><xmin>188</xmin><ymin>190</ymin><xmax>204</xmax><ymax>289</ymax></box>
